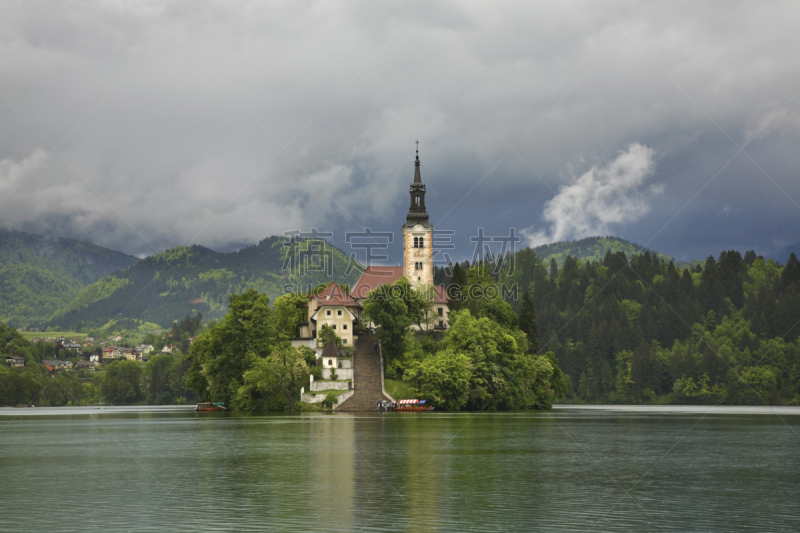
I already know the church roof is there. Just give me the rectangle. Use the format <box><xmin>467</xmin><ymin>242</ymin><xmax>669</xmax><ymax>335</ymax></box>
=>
<box><xmin>433</xmin><ymin>285</ymin><xmax>448</xmax><ymax>304</ymax></box>
<box><xmin>311</xmin><ymin>282</ymin><xmax>360</xmax><ymax>308</ymax></box>
<box><xmin>351</xmin><ymin>266</ymin><xmax>449</xmax><ymax>304</ymax></box>
<box><xmin>351</xmin><ymin>266</ymin><xmax>404</xmax><ymax>299</ymax></box>
<box><xmin>320</xmin><ymin>339</ymin><xmax>342</xmax><ymax>359</ymax></box>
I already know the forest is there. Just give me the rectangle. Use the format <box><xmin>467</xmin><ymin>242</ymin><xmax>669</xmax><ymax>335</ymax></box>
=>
<box><xmin>3</xmin><ymin>240</ymin><xmax>800</xmax><ymax>408</ymax></box>
<box><xmin>436</xmin><ymin>248</ymin><xmax>800</xmax><ymax>405</ymax></box>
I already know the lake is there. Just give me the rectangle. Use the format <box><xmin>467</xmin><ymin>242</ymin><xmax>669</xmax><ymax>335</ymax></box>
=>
<box><xmin>1</xmin><ymin>405</ymin><xmax>799</xmax><ymax>532</ymax></box>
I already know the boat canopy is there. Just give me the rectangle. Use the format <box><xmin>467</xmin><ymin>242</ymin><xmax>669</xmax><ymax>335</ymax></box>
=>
<box><xmin>398</xmin><ymin>399</ymin><xmax>426</xmax><ymax>404</ymax></box>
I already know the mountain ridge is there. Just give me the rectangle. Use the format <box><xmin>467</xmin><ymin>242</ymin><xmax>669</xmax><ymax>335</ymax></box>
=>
<box><xmin>0</xmin><ymin>228</ymin><xmax>138</xmax><ymax>326</ymax></box>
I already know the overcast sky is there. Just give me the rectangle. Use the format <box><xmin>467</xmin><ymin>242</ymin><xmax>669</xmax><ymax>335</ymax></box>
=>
<box><xmin>1</xmin><ymin>0</ymin><xmax>799</xmax><ymax>263</ymax></box>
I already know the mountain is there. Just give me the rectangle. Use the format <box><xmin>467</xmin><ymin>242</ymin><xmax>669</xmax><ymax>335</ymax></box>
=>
<box><xmin>48</xmin><ymin>236</ymin><xmax>361</xmax><ymax>330</ymax></box>
<box><xmin>0</xmin><ymin>228</ymin><xmax>138</xmax><ymax>327</ymax></box>
<box><xmin>532</xmin><ymin>236</ymin><xmax>675</xmax><ymax>267</ymax></box>
<box><xmin>773</xmin><ymin>241</ymin><xmax>800</xmax><ymax>264</ymax></box>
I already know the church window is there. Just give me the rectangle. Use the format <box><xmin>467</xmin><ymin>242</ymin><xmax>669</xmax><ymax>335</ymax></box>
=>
<box><xmin>419</xmin><ymin>236</ymin><xmax>424</xmax><ymax>248</ymax></box>
<box><xmin>415</xmin><ymin>196</ymin><xmax>420</xmax><ymax>206</ymax></box>
<box><xmin>328</xmin><ymin>360</ymin><xmax>333</xmax><ymax>366</ymax></box>
<box><xmin>413</xmin><ymin>236</ymin><xmax>419</xmax><ymax>248</ymax></box>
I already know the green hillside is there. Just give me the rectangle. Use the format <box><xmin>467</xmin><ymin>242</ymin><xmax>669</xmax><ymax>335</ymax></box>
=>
<box><xmin>48</xmin><ymin>236</ymin><xmax>361</xmax><ymax>330</ymax></box>
<box><xmin>532</xmin><ymin>236</ymin><xmax>675</xmax><ymax>267</ymax></box>
<box><xmin>0</xmin><ymin>228</ymin><xmax>138</xmax><ymax>327</ymax></box>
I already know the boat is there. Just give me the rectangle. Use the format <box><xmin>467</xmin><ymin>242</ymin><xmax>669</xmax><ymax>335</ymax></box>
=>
<box><xmin>394</xmin><ymin>399</ymin><xmax>434</xmax><ymax>412</ymax></box>
<box><xmin>196</xmin><ymin>402</ymin><xmax>231</xmax><ymax>412</ymax></box>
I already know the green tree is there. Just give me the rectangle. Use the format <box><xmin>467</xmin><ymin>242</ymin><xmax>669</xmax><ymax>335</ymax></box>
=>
<box><xmin>447</xmin><ymin>262</ymin><xmax>468</xmax><ymax>312</ymax></box>
<box><xmin>416</xmin><ymin>349</ymin><xmax>472</xmax><ymax>411</ymax></box>
<box><xmin>236</xmin><ymin>346</ymin><xmax>309</xmax><ymax>412</ymax></box>
<box><xmin>101</xmin><ymin>360</ymin><xmax>142</xmax><ymax>404</ymax></box>
<box><xmin>362</xmin><ymin>278</ymin><xmax>414</xmax><ymax>361</ymax></box>
<box><xmin>317</xmin><ymin>324</ymin><xmax>343</xmax><ymax>349</ymax></box>
<box><xmin>518</xmin><ymin>289</ymin><xmax>540</xmax><ymax>354</ymax></box>
<box><xmin>273</xmin><ymin>292</ymin><xmax>307</xmax><ymax>342</ymax></box>
<box><xmin>186</xmin><ymin>289</ymin><xmax>277</xmax><ymax>404</ymax></box>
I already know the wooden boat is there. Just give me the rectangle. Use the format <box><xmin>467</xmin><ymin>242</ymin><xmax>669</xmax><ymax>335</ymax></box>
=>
<box><xmin>394</xmin><ymin>399</ymin><xmax>434</xmax><ymax>412</ymax></box>
<box><xmin>196</xmin><ymin>402</ymin><xmax>231</xmax><ymax>412</ymax></box>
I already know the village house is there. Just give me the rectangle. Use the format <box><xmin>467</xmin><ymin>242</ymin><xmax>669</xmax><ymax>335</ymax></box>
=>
<box><xmin>134</xmin><ymin>344</ymin><xmax>154</xmax><ymax>355</ymax></box>
<box><xmin>161</xmin><ymin>345</ymin><xmax>173</xmax><ymax>354</ymax></box>
<box><xmin>89</xmin><ymin>354</ymin><xmax>100</xmax><ymax>363</ymax></box>
<box><xmin>16</xmin><ymin>327</ymin><xmax>24</xmax><ymax>333</ymax></box>
<box><xmin>102</xmin><ymin>346</ymin><xmax>123</xmax><ymax>360</ymax></box>
<box><xmin>75</xmin><ymin>361</ymin><xmax>97</xmax><ymax>371</ymax></box>
<box><xmin>5</xmin><ymin>355</ymin><xmax>25</xmax><ymax>368</ymax></box>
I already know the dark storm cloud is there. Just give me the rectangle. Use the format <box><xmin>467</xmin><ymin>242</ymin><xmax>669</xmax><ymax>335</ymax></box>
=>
<box><xmin>0</xmin><ymin>0</ymin><xmax>798</xmax><ymax>260</ymax></box>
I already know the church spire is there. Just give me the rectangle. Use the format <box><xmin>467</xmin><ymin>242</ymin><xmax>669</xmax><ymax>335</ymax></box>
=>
<box><xmin>406</xmin><ymin>143</ymin><xmax>430</xmax><ymax>228</ymax></box>
<box><xmin>414</xmin><ymin>140</ymin><xmax>422</xmax><ymax>183</ymax></box>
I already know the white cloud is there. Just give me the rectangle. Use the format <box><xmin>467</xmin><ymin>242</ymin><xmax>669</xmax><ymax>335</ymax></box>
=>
<box><xmin>523</xmin><ymin>143</ymin><xmax>660</xmax><ymax>247</ymax></box>
<box><xmin>0</xmin><ymin>149</ymin><xmax>48</xmax><ymax>200</ymax></box>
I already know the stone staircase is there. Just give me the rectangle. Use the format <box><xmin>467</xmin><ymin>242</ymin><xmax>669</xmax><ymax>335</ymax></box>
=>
<box><xmin>335</xmin><ymin>334</ymin><xmax>393</xmax><ymax>412</ymax></box>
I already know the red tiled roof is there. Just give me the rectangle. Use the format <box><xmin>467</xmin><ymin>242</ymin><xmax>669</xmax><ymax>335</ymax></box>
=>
<box><xmin>351</xmin><ymin>266</ymin><xmax>448</xmax><ymax>304</ymax></box>
<box><xmin>312</xmin><ymin>282</ymin><xmax>360</xmax><ymax>307</ymax></box>
<box><xmin>433</xmin><ymin>284</ymin><xmax>448</xmax><ymax>304</ymax></box>
<box><xmin>351</xmin><ymin>267</ymin><xmax>404</xmax><ymax>299</ymax></box>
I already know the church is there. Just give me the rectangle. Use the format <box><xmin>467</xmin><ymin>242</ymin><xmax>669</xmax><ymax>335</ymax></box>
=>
<box><xmin>294</xmin><ymin>149</ymin><xmax>450</xmax><ymax>349</ymax></box>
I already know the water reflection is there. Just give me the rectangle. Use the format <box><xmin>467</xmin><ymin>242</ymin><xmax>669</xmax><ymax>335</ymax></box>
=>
<box><xmin>0</xmin><ymin>408</ymin><xmax>799</xmax><ymax>531</ymax></box>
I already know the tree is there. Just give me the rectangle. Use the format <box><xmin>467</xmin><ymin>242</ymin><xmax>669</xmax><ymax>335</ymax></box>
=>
<box><xmin>273</xmin><ymin>292</ymin><xmax>308</xmax><ymax>342</ymax></box>
<box><xmin>416</xmin><ymin>349</ymin><xmax>472</xmax><ymax>411</ymax></box>
<box><xmin>519</xmin><ymin>289</ymin><xmax>540</xmax><ymax>354</ymax></box>
<box><xmin>362</xmin><ymin>278</ymin><xmax>414</xmax><ymax>361</ymax></box>
<box><xmin>186</xmin><ymin>289</ymin><xmax>277</xmax><ymax>404</ymax></box>
<box><xmin>448</xmin><ymin>262</ymin><xmax>468</xmax><ymax>312</ymax></box>
<box><xmin>236</xmin><ymin>346</ymin><xmax>309</xmax><ymax>412</ymax></box>
<box><xmin>101</xmin><ymin>360</ymin><xmax>142</xmax><ymax>404</ymax></box>
<box><xmin>317</xmin><ymin>324</ymin><xmax>342</xmax><ymax>349</ymax></box>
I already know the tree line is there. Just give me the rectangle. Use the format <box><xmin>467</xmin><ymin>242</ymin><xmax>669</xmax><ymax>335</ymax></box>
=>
<box><xmin>436</xmin><ymin>249</ymin><xmax>800</xmax><ymax>405</ymax></box>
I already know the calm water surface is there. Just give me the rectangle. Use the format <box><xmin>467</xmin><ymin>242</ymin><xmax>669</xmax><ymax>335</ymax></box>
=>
<box><xmin>1</xmin><ymin>405</ymin><xmax>799</xmax><ymax>532</ymax></box>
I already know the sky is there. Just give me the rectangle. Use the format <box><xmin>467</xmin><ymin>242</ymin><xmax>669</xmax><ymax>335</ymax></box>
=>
<box><xmin>1</xmin><ymin>0</ymin><xmax>799</xmax><ymax>264</ymax></box>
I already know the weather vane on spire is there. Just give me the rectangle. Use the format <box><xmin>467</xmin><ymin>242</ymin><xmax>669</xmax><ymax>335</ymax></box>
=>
<box><xmin>415</xmin><ymin>139</ymin><xmax>419</xmax><ymax>153</ymax></box>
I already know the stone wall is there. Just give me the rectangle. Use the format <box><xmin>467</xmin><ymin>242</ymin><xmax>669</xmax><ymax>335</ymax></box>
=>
<box><xmin>301</xmin><ymin>389</ymin><xmax>354</xmax><ymax>405</ymax></box>
<box><xmin>311</xmin><ymin>380</ymin><xmax>350</xmax><ymax>392</ymax></box>
<box><xmin>322</xmin><ymin>368</ymin><xmax>353</xmax><ymax>380</ymax></box>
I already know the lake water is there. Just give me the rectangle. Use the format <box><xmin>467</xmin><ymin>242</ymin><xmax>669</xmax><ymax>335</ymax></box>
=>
<box><xmin>1</xmin><ymin>405</ymin><xmax>799</xmax><ymax>532</ymax></box>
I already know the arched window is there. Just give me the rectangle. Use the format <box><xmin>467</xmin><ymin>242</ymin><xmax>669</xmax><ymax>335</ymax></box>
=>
<box><xmin>415</xmin><ymin>196</ymin><xmax>420</xmax><ymax>206</ymax></box>
<box><xmin>328</xmin><ymin>359</ymin><xmax>333</xmax><ymax>366</ymax></box>
<box><xmin>413</xmin><ymin>236</ymin><xmax>418</xmax><ymax>248</ymax></box>
<box><xmin>418</xmin><ymin>236</ymin><xmax>424</xmax><ymax>248</ymax></box>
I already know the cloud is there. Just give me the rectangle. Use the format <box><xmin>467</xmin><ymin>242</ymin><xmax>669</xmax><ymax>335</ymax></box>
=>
<box><xmin>522</xmin><ymin>144</ymin><xmax>660</xmax><ymax>247</ymax></box>
<box><xmin>0</xmin><ymin>149</ymin><xmax>48</xmax><ymax>201</ymax></box>
<box><xmin>0</xmin><ymin>2</ymin><xmax>798</xmax><ymax>258</ymax></box>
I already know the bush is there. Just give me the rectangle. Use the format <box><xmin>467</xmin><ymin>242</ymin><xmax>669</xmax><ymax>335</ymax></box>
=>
<box><xmin>322</xmin><ymin>391</ymin><xmax>339</xmax><ymax>408</ymax></box>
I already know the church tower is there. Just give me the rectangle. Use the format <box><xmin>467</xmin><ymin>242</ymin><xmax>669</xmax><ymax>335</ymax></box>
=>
<box><xmin>403</xmin><ymin>146</ymin><xmax>434</xmax><ymax>289</ymax></box>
